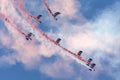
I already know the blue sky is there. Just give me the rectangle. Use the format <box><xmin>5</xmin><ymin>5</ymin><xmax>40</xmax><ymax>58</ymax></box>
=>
<box><xmin>0</xmin><ymin>0</ymin><xmax>120</xmax><ymax>80</ymax></box>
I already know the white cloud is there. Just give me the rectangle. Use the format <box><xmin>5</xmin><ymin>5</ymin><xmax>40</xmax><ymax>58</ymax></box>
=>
<box><xmin>40</xmin><ymin>58</ymin><xmax>76</xmax><ymax>79</ymax></box>
<box><xmin>0</xmin><ymin>0</ymin><xmax>120</xmax><ymax>79</ymax></box>
<box><xmin>57</xmin><ymin>1</ymin><xmax>120</xmax><ymax>57</ymax></box>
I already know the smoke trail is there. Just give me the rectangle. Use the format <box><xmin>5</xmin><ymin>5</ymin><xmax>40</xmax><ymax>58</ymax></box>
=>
<box><xmin>0</xmin><ymin>0</ymin><xmax>57</xmax><ymax>68</ymax></box>
<box><xmin>0</xmin><ymin>1</ymin><xmax>93</xmax><ymax>79</ymax></box>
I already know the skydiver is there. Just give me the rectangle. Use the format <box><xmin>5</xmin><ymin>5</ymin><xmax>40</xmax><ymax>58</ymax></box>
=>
<box><xmin>29</xmin><ymin>14</ymin><xmax>42</xmax><ymax>23</ymax></box>
<box><xmin>89</xmin><ymin>63</ymin><xmax>96</xmax><ymax>71</ymax></box>
<box><xmin>25</xmin><ymin>32</ymin><xmax>33</xmax><ymax>40</ymax></box>
<box><xmin>53</xmin><ymin>12</ymin><xmax>61</xmax><ymax>20</ymax></box>
<box><xmin>43</xmin><ymin>0</ymin><xmax>61</xmax><ymax>20</ymax></box>
<box><xmin>36</xmin><ymin>15</ymin><xmax>42</xmax><ymax>23</ymax></box>
<box><xmin>77</xmin><ymin>50</ymin><xmax>83</xmax><ymax>56</ymax></box>
<box><xmin>37</xmin><ymin>15</ymin><xmax>42</xmax><ymax>19</ymax></box>
<box><xmin>56</xmin><ymin>38</ymin><xmax>61</xmax><ymax>43</ymax></box>
<box><xmin>86</xmin><ymin>58</ymin><xmax>92</xmax><ymax>66</ymax></box>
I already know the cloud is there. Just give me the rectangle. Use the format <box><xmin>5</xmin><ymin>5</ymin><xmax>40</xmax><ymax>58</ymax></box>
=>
<box><xmin>0</xmin><ymin>0</ymin><xmax>120</xmax><ymax>79</ymax></box>
<box><xmin>0</xmin><ymin>30</ymin><xmax>11</xmax><ymax>46</ymax></box>
<box><xmin>40</xmin><ymin>58</ymin><xmax>76</xmax><ymax>79</ymax></box>
<box><xmin>47</xmin><ymin>1</ymin><xmax>120</xmax><ymax>79</ymax></box>
<box><xmin>56</xmin><ymin>1</ymin><xmax>120</xmax><ymax>57</ymax></box>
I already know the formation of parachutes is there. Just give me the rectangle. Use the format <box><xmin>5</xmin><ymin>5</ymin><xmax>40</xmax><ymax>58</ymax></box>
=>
<box><xmin>0</xmin><ymin>0</ymin><xmax>96</xmax><ymax>71</ymax></box>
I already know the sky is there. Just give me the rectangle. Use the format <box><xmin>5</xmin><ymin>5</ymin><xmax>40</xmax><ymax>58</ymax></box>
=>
<box><xmin>0</xmin><ymin>0</ymin><xmax>120</xmax><ymax>80</ymax></box>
